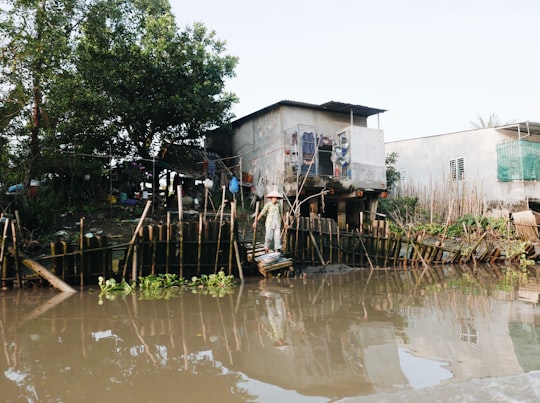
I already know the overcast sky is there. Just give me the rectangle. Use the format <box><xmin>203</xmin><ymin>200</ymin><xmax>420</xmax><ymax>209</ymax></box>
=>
<box><xmin>170</xmin><ymin>0</ymin><xmax>540</xmax><ymax>141</ymax></box>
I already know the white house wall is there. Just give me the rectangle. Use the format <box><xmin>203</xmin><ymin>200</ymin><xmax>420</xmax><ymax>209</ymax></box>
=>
<box><xmin>233</xmin><ymin>104</ymin><xmax>384</xmax><ymax>194</ymax></box>
<box><xmin>385</xmin><ymin>128</ymin><xmax>540</xmax><ymax>206</ymax></box>
<box><xmin>350</xmin><ymin>127</ymin><xmax>386</xmax><ymax>189</ymax></box>
<box><xmin>233</xmin><ymin>107</ymin><xmax>285</xmax><ymax>192</ymax></box>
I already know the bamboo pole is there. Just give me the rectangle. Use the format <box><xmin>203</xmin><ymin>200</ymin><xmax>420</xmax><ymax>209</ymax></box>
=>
<box><xmin>228</xmin><ymin>201</ymin><xmax>235</xmax><ymax>274</ymax></box>
<box><xmin>239</xmin><ymin>157</ymin><xmax>244</xmax><ymax>211</ymax></box>
<box><xmin>14</xmin><ymin>210</ymin><xmax>22</xmax><ymax>237</ymax></box>
<box><xmin>293</xmin><ymin>215</ymin><xmax>299</xmax><ymax>261</ymax></box>
<box><xmin>131</xmin><ymin>243</ymin><xmax>138</xmax><ymax>282</ymax></box>
<box><xmin>215</xmin><ymin>186</ymin><xmax>226</xmax><ymax>273</ymax></box>
<box><xmin>463</xmin><ymin>232</ymin><xmax>487</xmax><ymax>264</ymax></box>
<box><xmin>204</xmin><ymin>185</ymin><xmax>209</xmax><ymax>222</ymax></box>
<box><xmin>150</xmin><ymin>226</ymin><xmax>157</xmax><ymax>275</ymax></box>
<box><xmin>328</xmin><ymin>220</ymin><xmax>333</xmax><ymax>264</ymax></box>
<box><xmin>337</xmin><ymin>221</ymin><xmax>341</xmax><ymax>264</ymax></box>
<box><xmin>308</xmin><ymin>230</ymin><xmax>326</xmax><ymax>269</ymax></box>
<box><xmin>79</xmin><ymin>217</ymin><xmax>85</xmax><ymax>286</ymax></box>
<box><xmin>197</xmin><ymin>214</ymin><xmax>203</xmax><ymax>276</ymax></box>
<box><xmin>10</xmin><ymin>221</ymin><xmax>21</xmax><ymax>288</ymax></box>
<box><xmin>177</xmin><ymin>185</ymin><xmax>183</xmax><ymax>278</ymax></box>
<box><xmin>0</xmin><ymin>217</ymin><xmax>9</xmax><ymax>264</ymax></box>
<box><xmin>318</xmin><ymin>218</ymin><xmax>323</xmax><ymax>264</ymax></box>
<box><xmin>309</xmin><ymin>218</ymin><xmax>315</xmax><ymax>265</ymax></box>
<box><xmin>8</xmin><ymin>248</ymin><xmax>76</xmax><ymax>293</ymax></box>
<box><xmin>166</xmin><ymin>211</ymin><xmax>171</xmax><ymax>273</ymax></box>
<box><xmin>251</xmin><ymin>201</ymin><xmax>260</xmax><ymax>257</ymax></box>
<box><xmin>122</xmin><ymin>200</ymin><xmax>152</xmax><ymax>279</ymax></box>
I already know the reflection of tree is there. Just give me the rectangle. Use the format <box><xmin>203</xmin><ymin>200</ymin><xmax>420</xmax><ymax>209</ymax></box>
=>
<box><xmin>2</xmin><ymin>266</ymin><xmax>535</xmax><ymax>401</ymax></box>
<box><xmin>0</xmin><ymin>291</ymin><xmax>256</xmax><ymax>402</ymax></box>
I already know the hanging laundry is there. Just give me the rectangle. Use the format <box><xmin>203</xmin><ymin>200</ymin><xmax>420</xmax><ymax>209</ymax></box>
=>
<box><xmin>229</xmin><ymin>176</ymin><xmax>239</xmax><ymax>194</ymax></box>
<box><xmin>208</xmin><ymin>159</ymin><xmax>216</xmax><ymax>177</ymax></box>
<box><xmin>302</xmin><ymin>132</ymin><xmax>315</xmax><ymax>164</ymax></box>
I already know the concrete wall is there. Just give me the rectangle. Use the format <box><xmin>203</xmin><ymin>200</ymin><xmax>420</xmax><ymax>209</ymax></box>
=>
<box><xmin>385</xmin><ymin>128</ymin><xmax>540</xmax><ymax>208</ymax></box>
<box><xmin>350</xmin><ymin>127</ymin><xmax>386</xmax><ymax>189</ymax></box>
<box><xmin>233</xmin><ymin>104</ymin><xmax>385</xmax><ymax>195</ymax></box>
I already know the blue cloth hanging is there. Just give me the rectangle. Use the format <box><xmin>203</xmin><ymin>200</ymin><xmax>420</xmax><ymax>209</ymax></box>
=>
<box><xmin>229</xmin><ymin>176</ymin><xmax>239</xmax><ymax>194</ymax></box>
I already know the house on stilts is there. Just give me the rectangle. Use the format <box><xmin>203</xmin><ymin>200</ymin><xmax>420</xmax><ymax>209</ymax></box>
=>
<box><xmin>208</xmin><ymin>100</ymin><xmax>388</xmax><ymax>230</ymax></box>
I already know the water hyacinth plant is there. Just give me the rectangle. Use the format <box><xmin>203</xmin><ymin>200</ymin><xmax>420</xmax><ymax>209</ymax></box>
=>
<box><xmin>95</xmin><ymin>271</ymin><xmax>236</xmax><ymax>303</ymax></box>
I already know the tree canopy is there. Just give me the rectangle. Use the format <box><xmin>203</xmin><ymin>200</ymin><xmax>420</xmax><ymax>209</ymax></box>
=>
<box><xmin>0</xmin><ymin>0</ymin><xmax>238</xmax><ymax>188</ymax></box>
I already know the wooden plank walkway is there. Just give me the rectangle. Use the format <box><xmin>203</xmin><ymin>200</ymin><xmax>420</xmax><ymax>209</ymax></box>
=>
<box><xmin>245</xmin><ymin>242</ymin><xmax>294</xmax><ymax>277</ymax></box>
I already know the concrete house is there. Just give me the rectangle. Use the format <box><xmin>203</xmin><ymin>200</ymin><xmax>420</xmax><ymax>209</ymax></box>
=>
<box><xmin>209</xmin><ymin>100</ymin><xmax>387</xmax><ymax>228</ymax></box>
<box><xmin>385</xmin><ymin>122</ymin><xmax>540</xmax><ymax>212</ymax></box>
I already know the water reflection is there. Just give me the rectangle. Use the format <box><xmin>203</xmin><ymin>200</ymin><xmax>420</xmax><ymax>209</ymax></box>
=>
<box><xmin>1</xmin><ymin>266</ymin><xmax>540</xmax><ymax>402</ymax></box>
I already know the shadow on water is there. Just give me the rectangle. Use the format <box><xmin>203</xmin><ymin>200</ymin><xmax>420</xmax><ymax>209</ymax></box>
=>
<box><xmin>1</xmin><ymin>263</ymin><xmax>540</xmax><ymax>402</ymax></box>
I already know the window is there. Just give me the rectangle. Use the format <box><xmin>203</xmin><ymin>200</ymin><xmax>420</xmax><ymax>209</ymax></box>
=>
<box><xmin>449</xmin><ymin>157</ymin><xmax>465</xmax><ymax>181</ymax></box>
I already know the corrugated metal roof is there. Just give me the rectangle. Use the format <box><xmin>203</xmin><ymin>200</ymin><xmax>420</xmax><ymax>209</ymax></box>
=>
<box><xmin>497</xmin><ymin>121</ymin><xmax>540</xmax><ymax>142</ymax></box>
<box><xmin>232</xmin><ymin>100</ymin><xmax>386</xmax><ymax>127</ymax></box>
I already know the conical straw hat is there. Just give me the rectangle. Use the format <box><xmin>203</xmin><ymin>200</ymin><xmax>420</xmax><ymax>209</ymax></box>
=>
<box><xmin>266</xmin><ymin>190</ymin><xmax>283</xmax><ymax>199</ymax></box>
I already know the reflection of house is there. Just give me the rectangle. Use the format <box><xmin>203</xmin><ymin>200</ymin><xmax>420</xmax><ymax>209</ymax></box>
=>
<box><xmin>209</xmin><ymin>100</ymin><xmax>387</xmax><ymax>229</ymax></box>
<box><xmin>385</xmin><ymin>122</ymin><xmax>540</xmax><ymax>211</ymax></box>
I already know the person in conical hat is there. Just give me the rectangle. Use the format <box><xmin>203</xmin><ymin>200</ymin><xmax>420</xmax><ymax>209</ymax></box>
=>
<box><xmin>252</xmin><ymin>190</ymin><xmax>285</xmax><ymax>254</ymax></box>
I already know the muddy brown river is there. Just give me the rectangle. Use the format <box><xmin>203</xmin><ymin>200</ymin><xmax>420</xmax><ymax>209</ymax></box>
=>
<box><xmin>1</xmin><ymin>267</ymin><xmax>540</xmax><ymax>402</ymax></box>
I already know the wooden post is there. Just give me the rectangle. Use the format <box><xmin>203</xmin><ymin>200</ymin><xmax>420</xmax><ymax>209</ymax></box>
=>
<box><xmin>233</xmin><ymin>239</ymin><xmax>244</xmax><ymax>283</ymax></box>
<box><xmin>228</xmin><ymin>200</ymin><xmax>235</xmax><ymax>275</ymax></box>
<box><xmin>0</xmin><ymin>216</ymin><xmax>8</xmax><ymax>264</ymax></box>
<box><xmin>11</xmin><ymin>221</ymin><xmax>22</xmax><ymax>288</ymax></box>
<box><xmin>336</xmin><ymin>220</ymin><xmax>341</xmax><ymax>264</ymax></box>
<box><xmin>308</xmin><ymin>230</ymin><xmax>326</xmax><ymax>269</ymax></box>
<box><xmin>131</xmin><ymin>243</ymin><xmax>138</xmax><ymax>286</ymax></box>
<box><xmin>150</xmin><ymin>225</ymin><xmax>156</xmax><ymax>275</ymax></box>
<box><xmin>166</xmin><ymin>211</ymin><xmax>171</xmax><ymax>273</ymax></box>
<box><xmin>79</xmin><ymin>217</ymin><xmax>85</xmax><ymax>286</ymax></box>
<box><xmin>122</xmin><ymin>201</ymin><xmax>152</xmax><ymax>279</ymax></box>
<box><xmin>294</xmin><ymin>216</ymin><xmax>300</xmax><ymax>261</ymax></box>
<box><xmin>214</xmin><ymin>186</ymin><xmax>226</xmax><ymax>273</ymax></box>
<box><xmin>328</xmin><ymin>220</ymin><xmax>333</xmax><ymax>264</ymax></box>
<box><xmin>177</xmin><ymin>185</ymin><xmax>183</xmax><ymax>278</ymax></box>
<box><xmin>239</xmin><ymin>156</ymin><xmax>244</xmax><ymax>211</ymax></box>
<box><xmin>252</xmin><ymin>201</ymin><xmax>260</xmax><ymax>258</ymax></box>
<box><xmin>204</xmin><ymin>185</ymin><xmax>208</xmax><ymax>222</ymax></box>
<box><xmin>1</xmin><ymin>217</ymin><xmax>8</xmax><ymax>288</ymax></box>
<box><xmin>197</xmin><ymin>214</ymin><xmax>203</xmax><ymax>276</ymax></box>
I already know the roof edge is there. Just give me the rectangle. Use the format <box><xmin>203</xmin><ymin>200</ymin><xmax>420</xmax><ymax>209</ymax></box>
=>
<box><xmin>232</xmin><ymin>100</ymin><xmax>386</xmax><ymax>127</ymax></box>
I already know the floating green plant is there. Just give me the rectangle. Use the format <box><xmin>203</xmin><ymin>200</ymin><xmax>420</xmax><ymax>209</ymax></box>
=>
<box><xmin>96</xmin><ymin>271</ymin><xmax>236</xmax><ymax>303</ymax></box>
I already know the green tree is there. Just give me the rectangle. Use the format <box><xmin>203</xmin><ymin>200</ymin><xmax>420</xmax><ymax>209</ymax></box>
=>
<box><xmin>0</xmin><ymin>0</ymin><xmax>83</xmax><ymax>185</ymax></box>
<box><xmin>75</xmin><ymin>0</ymin><xmax>238</xmax><ymax>161</ymax></box>
<box><xmin>385</xmin><ymin>151</ymin><xmax>400</xmax><ymax>190</ymax></box>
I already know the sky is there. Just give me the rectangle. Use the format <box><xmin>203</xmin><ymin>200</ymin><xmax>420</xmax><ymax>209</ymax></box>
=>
<box><xmin>170</xmin><ymin>0</ymin><xmax>540</xmax><ymax>142</ymax></box>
